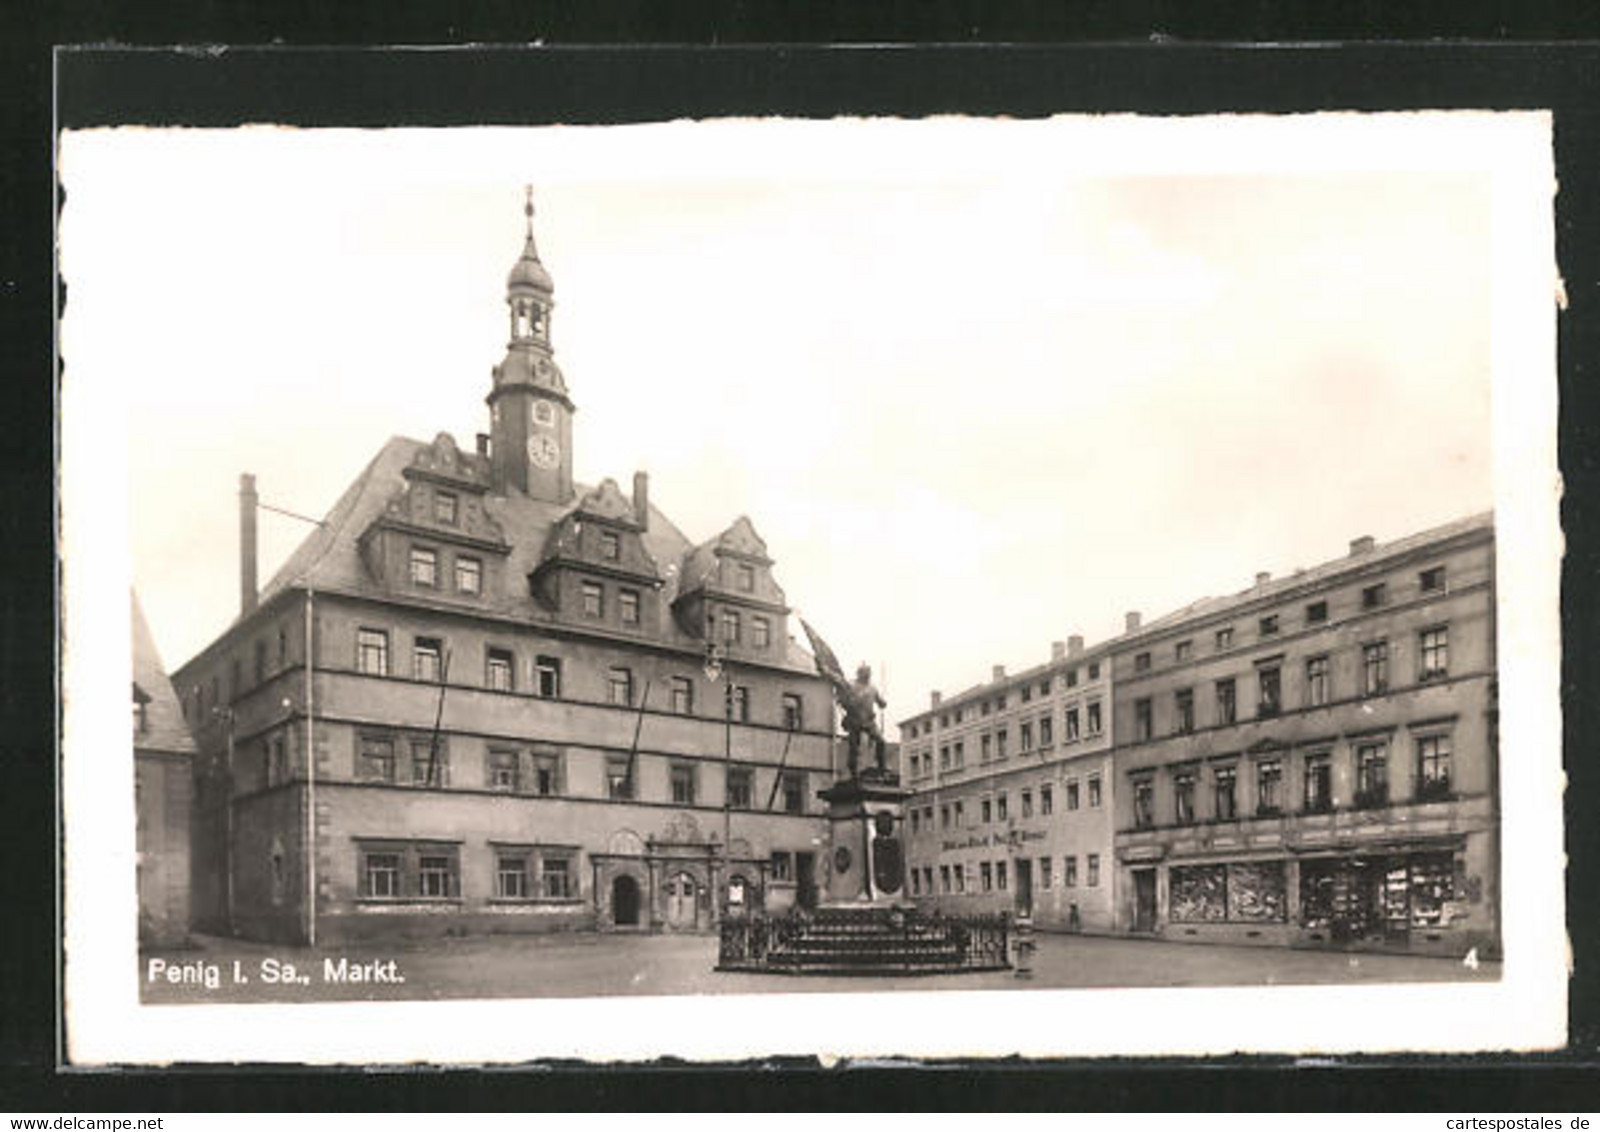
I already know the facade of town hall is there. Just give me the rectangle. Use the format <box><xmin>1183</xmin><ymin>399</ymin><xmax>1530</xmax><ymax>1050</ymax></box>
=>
<box><xmin>172</xmin><ymin>205</ymin><xmax>835</xmax><ymax>944</ymax></box>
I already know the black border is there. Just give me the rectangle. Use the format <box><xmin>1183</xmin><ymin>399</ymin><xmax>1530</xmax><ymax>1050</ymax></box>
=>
<box><xmin>9</xmin><ymin>33</ymin><xmax>1600</xmax><ymax>1112</ymax></box>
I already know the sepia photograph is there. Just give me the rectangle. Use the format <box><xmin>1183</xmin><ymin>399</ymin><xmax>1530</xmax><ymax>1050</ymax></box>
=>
<box><xmin>58</xmin><ymin>111</ymin><xmax>1565</xmax><ymax>1064</ymax></box>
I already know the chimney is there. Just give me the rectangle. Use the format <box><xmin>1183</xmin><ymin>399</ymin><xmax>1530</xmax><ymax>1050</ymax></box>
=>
<box><xmin>1051</xmin><ymin>640</ymin><xmax>1066</xmax><ymax>662</ymax></box>
<box><xmin>239</xmin><ymin>473</ymin><xmax>259</xmax><ymax>616</ymax></box>
<box><xmin>930</xmin><ymin>690</ymin><xmax>943</xmax><ymax>709</ymax></box>
<box><xmin>1255</xmin><ymin>571</ymin><xmax>1272</xmax><ymax>587</ymax></box>
<box><xmin>475</xmin><ymin>432</ymin><xmax>490</xmax><ymax>457</ymax></box>
<box><xmin>1350</xmin><ymin>535</ymin><xmax>1375</xmax><ymax>556</ymax></box>
<box><xmin>991</xmin><ymin>664</ymin><xmax>1006</xmax><ymax>682</ymax></box>
<box><xmin>1125</xmin><ymin>611</ymin><xmax>1141</xmax><ymax>632</ymax></box>
<box><xmin>633</xmin><ymin>470</ymin><xmax>650</xmax><ymax>529</ymax></box>
<box><xmin>1068</xmin><ymin>634</ymin><xmax>1085</xmax><ymax>656</ymax></box>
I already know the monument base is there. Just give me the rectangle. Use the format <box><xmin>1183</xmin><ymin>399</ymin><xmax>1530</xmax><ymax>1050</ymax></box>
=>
<box><xmin>818</xmin><ymin>772</ymin><xmax>913</xmax><ymax>906</ymax></box>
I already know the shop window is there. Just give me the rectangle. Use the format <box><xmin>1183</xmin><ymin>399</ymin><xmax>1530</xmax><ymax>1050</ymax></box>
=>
<box><xmin>1410</xmin><ymin>854</ymin><xmax>1453</xmax><ymax>926</ymax></box>
<box><xmin>1227</xmin><ymin>861</ymin><xmax>1286</xmax><ymax>921</ymax></box>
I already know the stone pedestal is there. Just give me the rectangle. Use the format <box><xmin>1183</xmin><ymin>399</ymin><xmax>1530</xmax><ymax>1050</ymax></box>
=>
<box><xmin>818</xmin><ymin>772</ymin><xmax>913</xmax><ymax>907</ymax></box>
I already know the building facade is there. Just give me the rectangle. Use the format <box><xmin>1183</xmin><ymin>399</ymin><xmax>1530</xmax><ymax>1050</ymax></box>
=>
<box><xmin>898</xmin><ymin>636</ymin><xmax>1119</xmax><ymax>933</ymax></box>
<box><xmin>133</xmin><ymin>592</ymin><xmax>196</xmax><ymax>947</ymax></box>
<box><xmin>1109</xmin><ymin>515</ymin><xmax>1498</xmax><ymax>956</ymax></box>
<box><xmin>173</xmin><ymin>202</ymin><xmax>834</xmax><ymax>944</ymax></box>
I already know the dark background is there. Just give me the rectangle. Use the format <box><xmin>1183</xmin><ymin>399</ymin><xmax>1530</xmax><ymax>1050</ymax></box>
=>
<box><xmin>5</xmin><ymin>11</ymin><xmax>1600</xmax><ymax>1111</ymax></box>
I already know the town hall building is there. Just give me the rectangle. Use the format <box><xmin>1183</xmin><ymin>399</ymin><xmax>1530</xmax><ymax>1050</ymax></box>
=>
<box><xmin>172</xmin><ymin>198</ymin><xmax>835</xmax><ymax>944</ymax></box>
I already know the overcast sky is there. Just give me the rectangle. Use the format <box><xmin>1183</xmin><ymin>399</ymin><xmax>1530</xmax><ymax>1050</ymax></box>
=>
<box><xmin>62</xmin><ymin>117</ymin><xmax>1516</xmax><ymax>731</ymax></box>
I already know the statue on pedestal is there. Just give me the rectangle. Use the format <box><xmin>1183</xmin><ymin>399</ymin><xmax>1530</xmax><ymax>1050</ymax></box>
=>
<box><xmin>839</xmin><ymin>663</ymin><xmax>888</xmax><ymax>778</ymax></box>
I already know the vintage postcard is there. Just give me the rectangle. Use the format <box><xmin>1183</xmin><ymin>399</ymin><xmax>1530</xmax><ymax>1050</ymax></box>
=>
<box><xmin>58</xmin><ymin>111</ymin><xmax>1564</xmax><ymax>1064</ymax></box>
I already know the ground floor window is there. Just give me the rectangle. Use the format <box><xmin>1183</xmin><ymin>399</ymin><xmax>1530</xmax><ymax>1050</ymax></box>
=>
<box><xmin>1170</xmin><ymin>861</ymin><xmax>1286</xmax><ymax>923</ymax></box>
<box><xmin>491</xmin><ymin>845</ymin><xmax>580</xmax><ymax>901</ymax></box>
<box><xmin>357</xmin><ymin>841</ymin><xmax>460</xmax><ymax>900</ymax></box>
<box><xmin>496</xmin><ymin>854</ymin><xmax>529</xmax><ymax>899</ymax></box>
<box><xmin>542</xmin><ymin>856</ymin><xmax>573</xmax><ymax>899</ymax></box>
<box><xmin>1300</xmin><ymin>851</ymin><xmax>1456</xmax><ymax>936</ymax></box>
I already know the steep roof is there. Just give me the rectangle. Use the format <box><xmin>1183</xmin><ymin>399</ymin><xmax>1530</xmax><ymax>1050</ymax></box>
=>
<box><xmin>249</xmin><ymin>434</ymin><xmax>819</xmax><ymax>675</ymax></box>
<box><xmin>132</xmin><ymin>591</ymin><xmax>197</xmax><ymax>756</ymax></box>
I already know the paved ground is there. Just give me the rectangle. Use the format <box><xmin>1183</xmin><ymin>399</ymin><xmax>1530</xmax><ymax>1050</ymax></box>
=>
<box><xmin>138</xmin><ymin>930</ymin><xmax>1496</xmax><ymax>1005</ymax></box>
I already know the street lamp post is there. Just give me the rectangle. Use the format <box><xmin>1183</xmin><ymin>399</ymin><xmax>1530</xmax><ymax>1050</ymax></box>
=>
<box><xmin>703</xmin><ymin>633</ymin><xmax>731</xmax><ymax>920</ymax></box>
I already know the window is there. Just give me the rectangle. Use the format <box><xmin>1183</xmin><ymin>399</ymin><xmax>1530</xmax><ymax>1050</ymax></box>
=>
<box><xmin>1040</xmin><ymin>784</ymin><xmax>1053</xmax><ymax>815</ymax></box>
<box><xmin>412</xmin><ymin>638</ymin><xmax>443</xmax><ymax>682</ymax></box>
<box><xmin>1214</xmin><ymin>764</ymin><xmax>1237</xmax><ymax>821</ymax></box>
<box><xmin>670</xmin><ymin>763</ymin><xmax>697</xmax><ymax>805</ymax></box>
<box><xmin>1065</xmin><ymin>707</ymin><xmax>1080</xmax><ymax>741</ymax></box>
<box><xmin>1019</xmin><ymin>721</ymin><xmax>1034</xmax><ymax>752</ymax></box>
<box><xmin>1216</xmin><ymin>626</ymin><xmax>1234</xmax><ymax>650</ymax></box>
<box><xmin>722</xmin><ymin>609</ymin><xmax>741</xmax><ymax>644</ymax></box>
<box><xmin>1306</xmin><ymin>655</ymin><xmax>1330</xmax><ymax>707</ymax></box>
<box><xmin>1086</xmin><ymin>701</ymin><xmax>1102</xmax><ymax>736</ymax></box>
<box><xmin>1174</xmin><ymin>688</ymin><xmax>1195</xmax><ymax>734</ymax></box>
<box><xmin>952</xmin><ymin>799</ymin><xmax>964</xmax><ymax>826</ymax></box>
<box><xmin>530</xmin><ymin>752</ymin><xmax>561</xmax><ymax>796</ymax></box>
<box><xmin>362</xmin><ymin>851</ymin><xmax>401</xmax><ymax>898</ymax></box>
<box><xmin>726</xmin><ymin>767</ymin><xmax>753</xmax><ymax>809</ymax></box>
<box><xmin>266</xmin><ymin>734</ymin><xmax>288</xmax><ymax>787</ymax></box>
<box><xmin>1021</xmin><ymin>789</ymin><xmax>1034</xmax><ymax>818</ymax></box>
<box><xmin>1066</xmin><ymin>780</ymin><xmax>1080</xmax><ymax>810</ymax></box>
<box><xmin>1356</xmin><ymin>742</ymin><xmax>1389</xmax><ymax>808</ymax></box>
<box><xmin>418</xmin><ymin>854</ymin><xmax>454</xmax><ymax>898</ymax></box>
<box><xmin>669</xmin><ymin>676</ymin><xmax>695</xmax><ymax>715</ymax></box>
<box><xmin>1040</xmin><ymin>679</ymin><xmax>1051</xmax><ymax>697</ymax></box>
<box><xmin>254</xmin><ymin>639</ymin><xmax>267</xmax><ymax>684</ymax></box>
<box><xmin>1088</xmin><ymin>775</ymin><xmax>1102</xmax><ymax>808</ymax></box>
<box><xmin>730</xmin><ymin>685</ymin><xmax>751</xmax><ymax>723</ymax></box>
<box><xmin>997</xmin><ymin>693</ymin><xmax>1008</xmax><ymax>709</ymax></box>
<box><xmin>409</xmin><ymin>547</ymin><xmax>438</xmax><ymax>587</ymax></box>
<box><xmin>357</xmin><ymin>628</ymin><xmax>390</xmax><ymax>676</ymax></box>
<box><xmin>455</xmin><ymin>556</ymin><xmax>482</xmax><ymax>595</ymax></box>
<box><xmin>752</xmin><ymin>616</ymin><xmax>771</xmax><ymax>649</ymax></box>
<box><xmin>1175</xmin><ymin>639</ymin><xmax>1193</xmax><ymax>662</ymax></box>
<box><xmin>1362</xmin><ymin>640</ymin><xmax>1389</xmax><ymax>696</ymax></box>
<box><xmin>608</xmin><ymin>667</ymin><xmax>634</xmax><ymax>706</ymax></box>
<box><xmin>979</xmin><ymin>734</ymin><xmax>991</xmax><ymax>762</ymax></box>
<box><xmin>1040</xmin><ymin>857</ymin><xmax>1053</xmax><ymax>889</ymax></box>
<box><xmin>410</xmin><ymin>740</ymin><xmax>447</xmax><ymax>787</ymax></box>
<box><xmin>1039</xmin><ymin>714</ymin><xmax>1053</xmax><ymax>747</ymax></box>
<box><xmin>941</xmin><ymin>804</ymin><xmax>951</xmax><ymax>829</ymax></box>
<box><xmin>581</xmin><ymin>581</ymin><xmax>604</xmax><ymax>618</ymax></box>
<box><xmin>781</xmin><ymin>771</ymin><xmax>805</xmax><ymax>814</ymax></box>
<box><xmin>1087</xmin><ymin>854</ymin><xmax>1100</xmax><ymax>887</ymax></box>
<box><xmin>995</xmin><ymin>729</ymin><xmax>1009</xmax><ymax>759</ymax></box>
<box><xmin>1174</xmin><ymin>769</ymin><xmax>1195</xmax><ymax>824</ymax></box>
<box><xmin>619</xmin><ymin>588</ymin><xmax>641</xmax><ymax>626</ymax></box>
<box><xmin>1058</xmin><ymin>855</ymin><xmax>1074</xmax><ymax>887</ymax></box>
<box><xmin>359</xmin><ymin>735</ymin><xmax>395</xmax><ymax>782</ymax></box>
<box><xmin>1021</xmin><ymin>684</ymin><xmax>1032</xmax><ymax>704</ymax></box>
<box><xmin>1257</xmin><ymin>760</ymin><xmax>1283</xmax><ymax>815</ymax></box>
<box><xmin>277</xmin><ymin>625</ymin><xmax>289</xmax><ymax>667</ymax></box>
<box><xmin>1305</xmin><ymin>600</ymin><xmax>1328</xmax><ymax>625</ymax></box>
<box><xmin>1133</xmin><ymin>777</ymin><xmax>1155</xmax><ymax>829</ymax></box>
<box><xmin>769</xmin><ymin>852</ymin><xmax>792</xmax><ymax>881</ymax></box>
<box><xmin>1088</xmin><ymin>662</ymin><xmax>1101</xmax><ymax>680</ymax></box>
<box><xmin>954</xmin><ymin>864</ymin><xmax>966</xmax><ymax>893</ymax></box>
<box><xmin>542</xmin><ymin>856</ymin><xmax>573</xmax><ymax>899</ymax></box>
<box><xmin>1362</xmin><ymin>582</ymin><xmax>1387</xmax><ymax>609</ymax></box>
<box><xmin>1416</xmin><ymin>734</ymin><xmax>1452</xmax><ymax>801</ymax></box>
<box><xmin>997</xmin><ymin>861</ymin><xmax>1008</xmax><ymax>891</ymax></box>
<box><xmin>1419</xmin><ymin>626</ymin><xmax>1449</xmax><ymax>681</ymax></box>
<box><xmin>1134</xmin><ymin>651</ymin><xmax>1152</xmax><ymax>673</ymax></box>
<box><xmin>938</xmin><ymin>865</ymin><xmax>951</xmax><ymax>893</ymax></box>
<box><xmin>980</xmin><ymin>797</ymin><xmax>992</xmax><ymax>824</ymax></box>
<box><xmin>735</xmin><ymin>563</ymin><xmax>755</xmax><ymax>592</ymax></box>
<box><xmin>1215</xmin><ymin>677</ymin><xmax>1237</xmax><ymax>725</ymax></box>
<box><xmin>1135</xmin><ymin>697</ymin><xmax>1153</xmax><ymax>741</ymax></box>
<box><xmin>1257</xmin><ymin>665</ymin><xmax>1281</xmax><ymax>718</ymax></box>
<box><xmin>535</xmin><ymin>655</ymin><xmax>562</xmax><ymax>698</ymax></box>
<box><xmin>496</xmin><ymin>854</ymin><xmax>529</xmax><ymax>899</ymax></box>
<box><xmin>606</xmin><ymin>756</ymin><xmax>633</xmax><ymax>800</ymax></box>
<box><xmin>981</xmin><ymin>863</ymin><xmax>993</xmax><ymax>892</ymax></box>
<box><xmin>1259</xmin><ymin>614</ymin><xmax>1279</xmax><ymax>637</ymax></box>
<box><xmin>997</xmin><ymin>793</ymin><xmax>1010</xmax><ymax>822</ymax></box>
<box><xmin>1303</xmin><ymin>753</ymin><xmax>1332</xmax><ymax>814</ymax></box>
<box><xmin>781</xmin><ymin>693</ymin><xmax>803</xmax><ymax>730</ymax></box>
<box><xmin>1066</xmin><ymin>668</ymin><xmax>1079</xmax><ymax>688</ymax></box>
<box><xmin>1420</xmin><ymin>566</ymin><xmax>1447</xmax><ymax>593</ymax></box>
<box><xmin>910</xmin><ymin>809</ymin><xmax>920</xmax><ymax>835</ymax></box>
<box><xmin>434</xmin><ymin>491</ymin><xmax>458</xmax><ymax>526</ymax></box>
<box><xmin>598</xmin><ymin>530</ymin><xmax>620</xmax><ymax>561</ymax></box>
<box><xmin>488</xmin><ymin>749</ymin><xmax>520</xmax><ymax>792</ymax></box>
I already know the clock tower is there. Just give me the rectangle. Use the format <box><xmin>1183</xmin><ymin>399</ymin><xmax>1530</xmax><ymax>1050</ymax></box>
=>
<box><xmin>488</xmin><ymin>188</ymin><xmax>574</xmax><ymax>502</ymax></box>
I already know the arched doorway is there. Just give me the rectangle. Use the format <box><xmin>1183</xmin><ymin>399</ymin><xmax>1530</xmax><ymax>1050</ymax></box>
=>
<box><xmin>665</xmin><ymin>871</ymin><xmax>698</xmax><ymax>930</ymax></box>
<box><xmin>612</xmin><ymin>873</ymin><xmax>641</xmax><ymax>927</ymax></box>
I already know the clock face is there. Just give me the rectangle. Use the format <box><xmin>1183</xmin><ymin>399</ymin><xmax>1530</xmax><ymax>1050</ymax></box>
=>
<box><xmin>527</xmin><ymin>434</ymin><xmax>560</xmax><ymax>470</ymax></box>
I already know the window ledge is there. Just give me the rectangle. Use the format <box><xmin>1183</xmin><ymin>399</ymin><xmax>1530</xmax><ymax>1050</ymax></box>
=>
<box><xmin>355</xmin><ymin>897</ymin><xmax>464</xmax><ymax>907</ymax></box>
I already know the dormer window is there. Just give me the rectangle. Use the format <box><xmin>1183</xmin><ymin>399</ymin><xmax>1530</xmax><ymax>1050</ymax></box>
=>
<box><xmin>599</xmin><ymin>530</ymin><xmax>620</xmax><ymax>561</ymax></box>
<box><xmin>434</xmin><ymin>491</ymin><xmax>458</xmax><ymax>526</ymax></box>
<box><xmin>735</xmin><ymin>563</ymin><xmax>755</xmax><ymax>592</ymax></box>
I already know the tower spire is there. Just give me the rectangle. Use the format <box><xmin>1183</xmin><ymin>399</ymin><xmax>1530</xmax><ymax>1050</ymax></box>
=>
<box><xmin>524</xmin><ymin>184</ymin><xmax>534</xmax><ymax>240</ymax></box>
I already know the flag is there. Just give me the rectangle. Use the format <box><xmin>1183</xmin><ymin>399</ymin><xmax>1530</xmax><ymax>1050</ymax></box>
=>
<box><xmin>799</xmin><ymin>618</ymin><xmax>848</xmax><ymax>691</ymax></box>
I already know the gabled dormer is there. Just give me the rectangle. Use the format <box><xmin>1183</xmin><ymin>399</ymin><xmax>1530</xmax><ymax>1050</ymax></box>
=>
<box><xmin>673</xmin><ymin>516</ymin><xmax>790</xmax><ymax>662</ymax></box>
<box><xmin>358</xmin><ymin>433</ymin><xmax>510</xmax><ymax>600</ymax></box>
<box><xmin>529</xmin><ymin>478</ymin><xmax>664</xmax><ymax>632</ymax></box>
